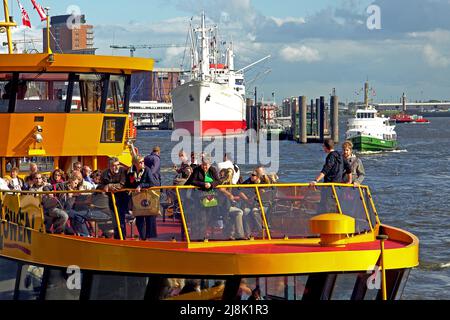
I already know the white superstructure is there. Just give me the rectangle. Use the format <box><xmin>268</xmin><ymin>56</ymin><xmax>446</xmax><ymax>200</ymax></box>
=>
<box><xmin>171</xmin><ymin>12</ymin><xmax>269</xmax><ymax>136</ymax></box>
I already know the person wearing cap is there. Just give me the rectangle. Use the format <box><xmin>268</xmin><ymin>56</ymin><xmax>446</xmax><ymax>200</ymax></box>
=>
<box><xmin>144</xmin><ymin>146</ymin><xmax>162</xmax><ymax>186</ymax></box>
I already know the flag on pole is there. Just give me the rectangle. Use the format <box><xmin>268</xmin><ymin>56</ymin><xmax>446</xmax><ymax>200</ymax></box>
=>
<box><xmin>17</xmin><ymin>0</ymin><xmax>32</xmax><ymax>28</ymax></box>
<box><xmin>30</xmin><ymin>0</ymin><xmax>47</xmax><ymax>21</ymax></box>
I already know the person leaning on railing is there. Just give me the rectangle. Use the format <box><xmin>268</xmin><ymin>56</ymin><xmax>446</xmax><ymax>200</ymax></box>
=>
<box><xmin>127</xmin><ymin>155</ymin><xmax>159</xmax><ymax>240</ymax></box>
<box><xmin>98</xmin><ymin>157</ymin><xmax>128</xmax><ymax>239</ymax></box>
<box><xmin>185</xmin><ymin>154</ymin><xmax>221</xmax><ymax>240</ymax></box>
<box><xmin>342</xmin><ymin>140</ymin><xmax>365</xmax><ymax>187</ymax></box>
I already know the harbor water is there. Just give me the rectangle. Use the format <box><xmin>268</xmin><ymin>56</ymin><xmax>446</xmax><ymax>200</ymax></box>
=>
<box><xmin>135</xmin><ymin>116</ymin><xmax>450</xmax><ymax>300</ymax></box>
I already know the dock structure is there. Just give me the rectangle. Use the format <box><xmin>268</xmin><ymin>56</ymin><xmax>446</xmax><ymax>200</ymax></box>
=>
<box><xmin>282</xmin><ymin>94</ymin><xmax>339</xmax><ymax>144</ymax></box>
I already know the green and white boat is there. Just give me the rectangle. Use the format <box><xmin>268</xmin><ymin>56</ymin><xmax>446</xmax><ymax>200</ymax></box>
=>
<box><xmin>345</xmin><ymin>106</ymin><xmax>397</xmax><ymax>152</ymax></box>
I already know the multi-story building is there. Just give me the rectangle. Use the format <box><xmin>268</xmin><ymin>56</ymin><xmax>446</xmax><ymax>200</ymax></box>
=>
<box><xmin>130</xmin><ymin>68</ymin><xmax>182</xmax><ymax>103</ymax></box>
<box><xmin>43</xmin><ymin>14</ymin><xmax>96</xmax><ymax>55</ymax></box>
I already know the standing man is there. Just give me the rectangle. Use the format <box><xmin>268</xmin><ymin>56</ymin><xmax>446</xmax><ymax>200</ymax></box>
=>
<box><xmin>310</xmin><ymin>139</ymin><xmax>352</xmax><ymax>185</ymax></box>
<box><xmin>310</xmin><ymin>139</ymin><xmax>352</xmax><ymax>213</ymax></box>
<box><xmin>145</xmin><ymin>146</ymin><xmax>161</xmax><ymax>186</ymax></box>
<box><xmin>98</xmin><ymin>157</ymin><xmax>128</xmax><ymax>239</ymax></box>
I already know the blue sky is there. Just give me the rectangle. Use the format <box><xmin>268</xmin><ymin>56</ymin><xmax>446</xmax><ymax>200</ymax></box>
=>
<box><xmin>2</xmin><ymin>0</ymin><xmax>450</xmax><ymax>103</ymax></box>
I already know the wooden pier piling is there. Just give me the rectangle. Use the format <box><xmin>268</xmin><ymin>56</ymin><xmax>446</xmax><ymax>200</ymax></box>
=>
<box><xmin>300</xmin><ymin>96</ymin><xmax>307</xmax><ymax>144</ymax></box>
<box><xmin>331</xmin><ymin>95</ymin><xmax>339</xmax><ymax>143</ymax></box>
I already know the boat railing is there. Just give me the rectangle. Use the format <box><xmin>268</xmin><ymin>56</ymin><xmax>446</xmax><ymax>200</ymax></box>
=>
<box><xmin>0</xmin><ymin>183</ymin><xmax>380</xmax><ymax>243</ymax></box>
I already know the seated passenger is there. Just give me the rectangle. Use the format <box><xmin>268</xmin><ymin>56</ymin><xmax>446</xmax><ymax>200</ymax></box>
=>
<box><xmin>42</xmin><ymin>174</ymin><xmax>81</xmax><ymax>235</ymax></box>
<box><xmin>7</xmin><ymin>167</ymin><xmax>24</xmax><ymax>191</ymax></box>
<box><xmin>218</xmin><ymin>168</ymin><xmax>245</xmax><ymax>240</ymax></box>
<box><xmin>239</xmin><ymin>171</ymin><xmax>264</xmax><ymax>238</ymax></box>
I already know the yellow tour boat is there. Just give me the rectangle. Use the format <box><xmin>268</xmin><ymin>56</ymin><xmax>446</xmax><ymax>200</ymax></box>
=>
<box><xmin>0</xmin><ymin>0</ymin><xmax>418</xmax><ymax>301</ymax></box>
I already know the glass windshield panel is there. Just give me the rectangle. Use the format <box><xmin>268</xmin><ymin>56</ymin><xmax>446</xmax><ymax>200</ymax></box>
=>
<box><xmin>264</xmin><ymin>186</ymin><xmax>331</xmax><ymax>239</ymax></box>
<box><xmin>72</xmin><ymin>73</ymin><xmax>106</xmax><ymax>113</ymax></box>
<box><xmin>15</xmin><ymin>73</ymin><xmax>69</xmax><ymax>113</ymax></box>
<box><xmin>335</xmin><ymin>186</ymin><xmax>371</xmax><ymax>233</ymax></box>
<box><xmin>105</xmin><ymin>75</ymin><xmax>126</xmax><ymax>113</ymax></box>
<box><xmin>5</xmin><ymin>157</ymin><xmax>55</xmax><ymax>174</ymax></box>
<box><xmin>0</xmin><ymin>73</ymin><xmax>13</xmax><ymax>112</ymax></box>
<box><xmin>178</xmin><ymin>186</ymin><xmax>267</xmax><ymax>241</ymax></box>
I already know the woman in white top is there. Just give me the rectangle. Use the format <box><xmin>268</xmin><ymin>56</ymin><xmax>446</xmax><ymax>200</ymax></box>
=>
<box><xmin>7</xmin><ymin>167</ymin><xmax>24</xmax><ymax>191</ymax></box>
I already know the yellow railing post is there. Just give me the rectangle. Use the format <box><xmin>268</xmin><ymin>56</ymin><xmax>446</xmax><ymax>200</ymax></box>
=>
<box><xmin>175</xmin><ymin>187</ymin><xmax>191</xmax><ymax>243</ymax></box>
<box><xmin>358</xmin><ymin>186</ymin><xmax>374</xmax><ymax>231</ymax></box>
<box><xmin>255</xmin><ymin>186</ymin><xmax>271</xmax><ymax>240</ymax></box>
<box><xmin>331</xmin><ymin>185</ymin><xmax>343</xmax><ymax>214</ymax></box>
<box><xmin>377</xmin><ymin>234</ymin><xmax>389</xmax><ymax>300</ymax></box>
<box><xmin>37</xmin><ymin>194</ymin><xmax>46</xmax><ymax>233</ymax></box>
<box><xmin>110</xmin><ymin>192</ymin><xmax>124</xmax><ymax>240</ymax></box>
<box><xmin>0</xmin><ymin>191</ymin><xmax>4</xmax><ymax>220</ymax></box>
<box><xmin>365</xmin><ymin>187</ymin><xmax>381</xmax><ymax>225</ymax></box>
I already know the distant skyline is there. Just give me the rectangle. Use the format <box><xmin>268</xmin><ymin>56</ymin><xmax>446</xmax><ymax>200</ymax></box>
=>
<box><xmin>2</xmin><ymin>0</ymin><xmax>450</xmax><ymax>103</ymax></box>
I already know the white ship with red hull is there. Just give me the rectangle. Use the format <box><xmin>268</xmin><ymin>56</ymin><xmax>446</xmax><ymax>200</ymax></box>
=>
<box><xmin>171</xmin><ymin>13</ymin><xmax>268</xmax><ymax>136</ymax></box>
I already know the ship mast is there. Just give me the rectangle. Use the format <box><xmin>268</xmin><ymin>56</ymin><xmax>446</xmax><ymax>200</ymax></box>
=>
<box><xmin>199</xmin><ymin>12</ymin><xmax>210</xmax><ymax>81</ymax></box>
<box><xmin>1</xmin><ymin>0</ymin><xmax>17</xmax><ymax>54</ymax></box>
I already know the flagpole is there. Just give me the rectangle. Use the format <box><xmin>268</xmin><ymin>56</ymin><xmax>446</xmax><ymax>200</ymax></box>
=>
<box><xmin>45</xmin><ymin>7</ymin><xmax>51</xmax><ymax>54</ymax></box>
<box><xmin>2</xmin><ymin>0</ymin><xmax>17</xmax><ymax>54</ymax></box>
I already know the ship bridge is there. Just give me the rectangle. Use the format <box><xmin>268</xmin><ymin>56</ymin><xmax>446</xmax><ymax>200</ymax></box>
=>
<box><xmin>0</xmin><ymin>53</ymin><xmax>154</xmax><ymax>176</ymax></box>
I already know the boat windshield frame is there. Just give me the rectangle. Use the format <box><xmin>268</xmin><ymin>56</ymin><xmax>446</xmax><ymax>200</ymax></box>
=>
<box><xmin>0</xmin><ymin>71</ymin><xmax>131</xmax><ymax>114</ymax></box>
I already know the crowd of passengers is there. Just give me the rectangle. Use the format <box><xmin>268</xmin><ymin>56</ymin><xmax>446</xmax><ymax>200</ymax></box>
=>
<box><xmin>0</xmin><ymin>139</ymin><xmax>365</xmax><ymax>241</ymax></box>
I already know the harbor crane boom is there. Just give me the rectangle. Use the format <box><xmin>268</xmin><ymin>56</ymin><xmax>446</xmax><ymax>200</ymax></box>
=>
<box><xmin>110</xmin><ymin>43</ymin><xmax>186</xmax><ymax>57</ymax></box>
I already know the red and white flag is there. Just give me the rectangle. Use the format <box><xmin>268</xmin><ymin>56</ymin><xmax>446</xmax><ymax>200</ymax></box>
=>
<box><xmin>30</xmin><ymin>0</ymin><xmax>46</xmax><ymax>21</ymax></box>
<box><xmin>17</xmin><ymin>0</ymin><xmax>31</xmax><ymax>28</ymax></box>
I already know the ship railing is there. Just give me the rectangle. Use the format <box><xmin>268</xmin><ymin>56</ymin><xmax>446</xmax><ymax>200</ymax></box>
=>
<box><xmin>0</xmin><ymin>184</ymin><xmax>380</xmax><ymax>243</ymax></box>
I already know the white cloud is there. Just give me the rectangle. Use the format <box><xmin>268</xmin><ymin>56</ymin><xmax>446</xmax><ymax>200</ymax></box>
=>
<box><xmin>408</xmin><ymin>29</ymin><xmax>450</xmax><ymax>43</ymax></box>
<box><xmin>279</xmin><ymin>45</ymin><xmax>321</xmax><ymax>63</ymax></box>
<box><xmin>270</xmin><ymin>16</ymin><xmax>306</xmax><ymax>27</ymax></box>
<box><xmin>423</xmin><ymin>44</ymin><xmax>450</xmax><ymax>68</ymax></box>
<box><xmin>165</xmin><ymin>46</ymin><xmax>186</xmax><ymax>61</ymax></box>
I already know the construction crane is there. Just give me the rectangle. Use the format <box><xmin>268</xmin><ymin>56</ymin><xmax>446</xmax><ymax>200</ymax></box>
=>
<box><xmin>2</xmin><ymin>38</ymin><xmax>42</xmax><ymax>53</ymax></box>
<box><xmin>110</xmin><ymin>44</ymin><xmax>186</xmax><ymax>57</ymax></box>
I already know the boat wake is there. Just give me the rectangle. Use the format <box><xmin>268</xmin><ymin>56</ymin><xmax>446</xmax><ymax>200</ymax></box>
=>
<box><xmin>418</xmin><ymin>261</ymin><xmax>450</xmax><ymax>271</ymax></box>
<box><xmin>358</xmin><ymin>149</ymin><xmax>408</xmax><ymax>155</ymax></box>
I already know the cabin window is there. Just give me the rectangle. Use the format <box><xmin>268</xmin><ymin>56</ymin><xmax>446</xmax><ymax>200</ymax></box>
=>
<box><xmin>0</xmin><ymin>73</ymin><xmax>13</xmax><ymax>113</ymax></box>
<box><xmin>89</xmin><ymin>274</ymin><xmax>148</xmax><ymax>300</ymax></box>
<box><xmin>45</xmin><ymin>268</ymin><xmax>81</xmax><ymax>300</ymax></box>
<box><xmin>17</xmin><ymin>264</ymin><xmax>44</xmax><ymax>300</ymax></box>
<box><xmin>155</xmin><ymin>277</ymin><xmax>226</xmax><ymax>300</ymax></box>
<box><xmin>100</xmin><ymin>117</ymin><xmax>126</xmax><ymax>143</ymax></box>
<box><xmin>105</xmin><ymin>75</ymin><xmax>126</xmax><ymax>113</ymax></box>
<box><xmin>0</xmin><ymin>257</ymin><xmax>19</xmax><ymax>300</ymax></box>
<box><xmin>15</xmin><ymin>73</ymin><xmax>70</xmax><ymax>113</ymax></box>
<box><xmin>330</xmin><ymin>273</ymin><xmax>359</xmax><ymax>300</ymax></box>
<box><xmin>4</xmin><ymin>157</ymin><xmax>55</xmax><ymax>175</ymax></box>
<box><xmin>72</xmin><ymin>73</ymin><xmax>106</xmax><ymax>113</ymax></box>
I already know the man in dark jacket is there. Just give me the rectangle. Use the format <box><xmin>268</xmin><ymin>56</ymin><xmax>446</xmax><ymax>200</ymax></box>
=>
<box><xmin>310</xmin><ymin>139</ymin><xmax>352</xmax><ymax>213</ymax></box>
<box><xmin>310</xmin><ymin>139</ymin><xmax>352</xmax><ymax>185</ymax></box>
<box><xmin>144</xmin><ymin>146</ymin><xmax>161</xmax><ymax>186</ymax></box>
<box><xmin>98</xmin><ymin>157</ymin><xmax>128</xmax><ymax>239</ymax></box>
<box><xmin>127</xmin><ymin>156</ymin><xmax>159</xmax><ymax>240</ymax></box>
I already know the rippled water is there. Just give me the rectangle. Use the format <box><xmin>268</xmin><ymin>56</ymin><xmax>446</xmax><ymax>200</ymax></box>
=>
<box><xmin>135</xmin><ymin>116</ymin><xmax>450</xmax><ymax>300</ymax></box>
